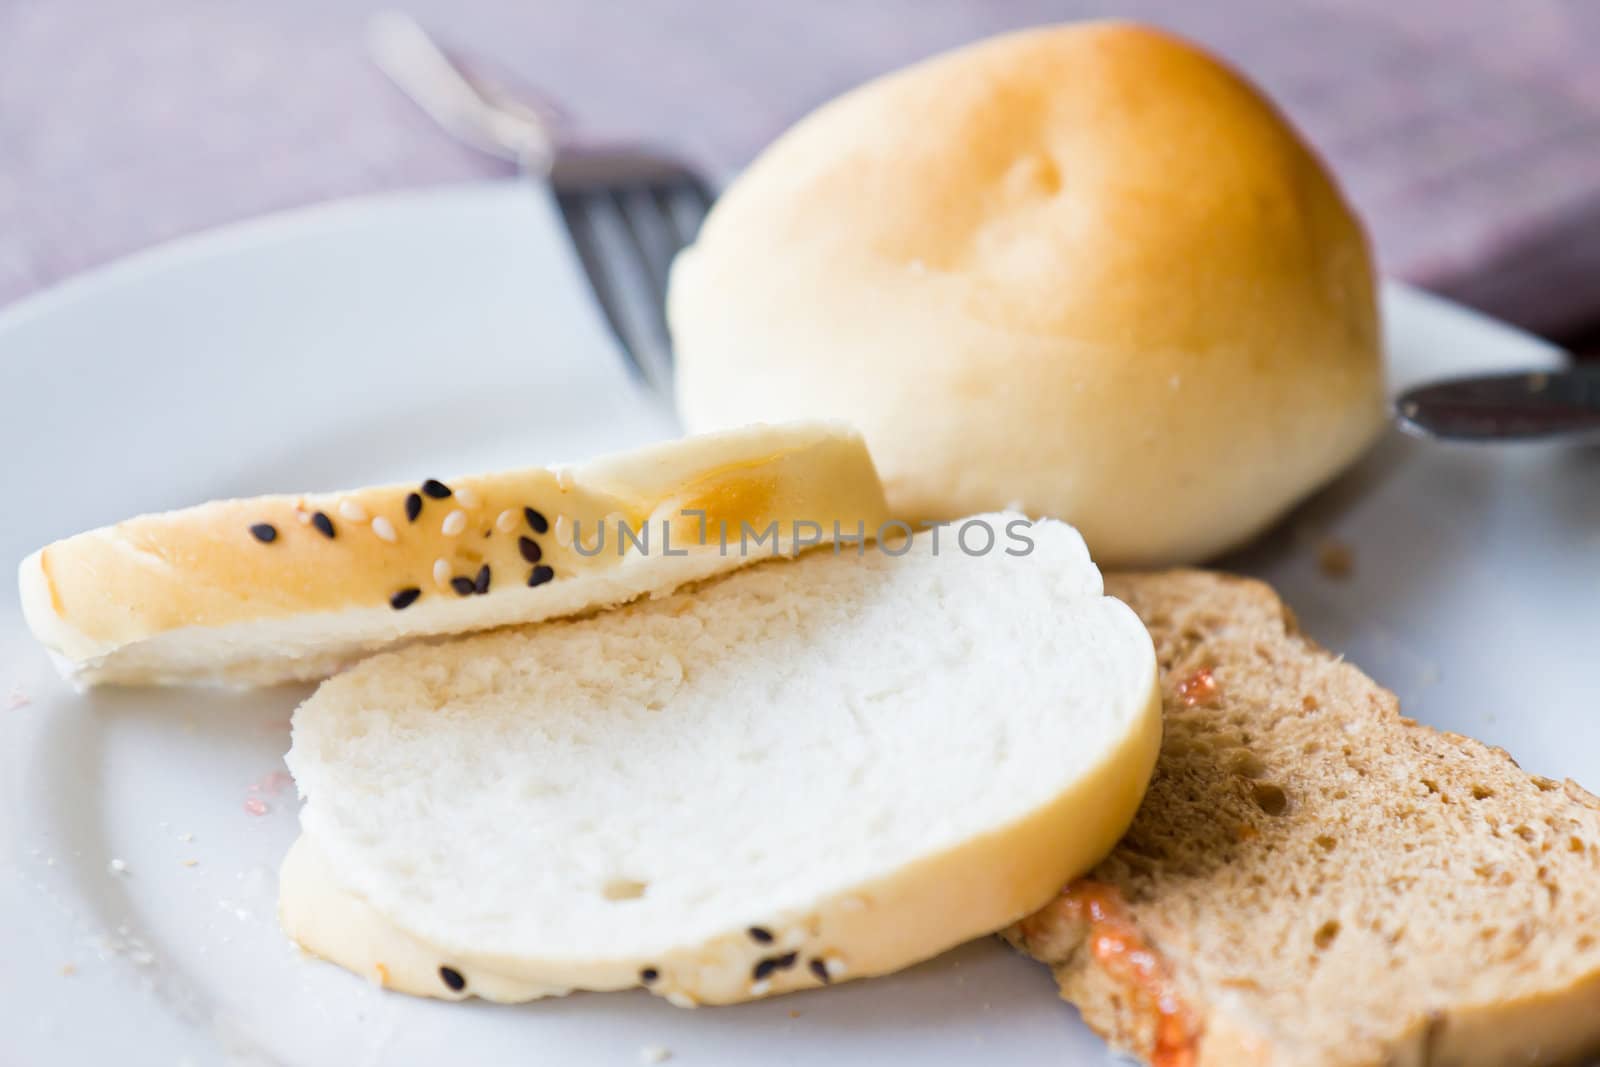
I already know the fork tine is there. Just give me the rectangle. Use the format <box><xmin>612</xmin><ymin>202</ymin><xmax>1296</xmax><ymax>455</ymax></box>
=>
<box><xmin>657</xmin><ymin>178</ymin><xmax>713</xmax><ymax>251</ymax></box>
<box><xmin>555</xmin><ymin>189</ymin><xmax>645</xmax><ymax>384</ymax></box>
<box><xmin>615</xmin><ymin>187</ymin><xmax>682</xmax><ymax>307</ymax></box>
<box><xmin>559</xmin><ymin>189</ymin><xmax>675</xmax><ymax>394</ymax></box>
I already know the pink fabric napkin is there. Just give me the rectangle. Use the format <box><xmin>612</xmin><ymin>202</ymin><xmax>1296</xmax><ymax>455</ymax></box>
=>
<box><xmin>2</xmin><ymin>0</ymin><xmax>1597</xmax><ymax>337</ymax></box>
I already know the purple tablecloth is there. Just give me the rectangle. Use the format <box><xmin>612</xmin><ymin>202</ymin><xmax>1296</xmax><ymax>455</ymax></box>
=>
<box><xmin>4</xmin><ymin>0</ymin><xmax>1600</xmax><ymax>337</ymax></box>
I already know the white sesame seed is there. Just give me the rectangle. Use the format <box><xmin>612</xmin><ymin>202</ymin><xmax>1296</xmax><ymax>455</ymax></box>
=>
<box><xmin>293</xmin><ymin>505</ymin><xmax>313</xmax><ymax>525</ymax></box>
<box><xmin>825</xmin><ymin>958</ymin><xmax>848</xmax><ymax>978</ymax></box>
<box><xmin>338</xmin><ymin>499</ymin><xmax>368</xmax><ymax>523</ymax></box>
<box><xmin>553</xmin><ymin>514</ymin><xmax>572</xmax><ymax>548</ymax></box>
<box><xmin>556</xmin><ymin>468</ymin><xmax>575</xmax><ymax>492</ymax></box>
<box><xmin>749</xmin><ymin>979</ymin><xmax>772</xmax><ymax>996</ymax></box>
<box><xmin>107</xmin><ymin>859</ymin><xmax>128</xmax><ymax>875</ymax></box>
<box><xmin>664</xmin><ymin>991</ymin><xmax>697</xmax><ymax>1009</ymax></box>
<box><xmin>432</xmin><ymin>559</ymin><xmax>452</xmax><ymax>588</ymax></box>
<box><xmin>441</xmin><ymin>509</ymin><xmax>468</xmax><ymax>536</ymax></box>
<box><xmin>371</xmin><ymin>516</ymin><xmax>398</xmax><ymax>543</ymax></box>
<box><xmin>496</xmin><ymin>509</ymin><xmax>520</xmax><ymax>533</ymax></box>
<box><xmin>454</xmin><ymin>486</ymin><xmax>480</xmax><ymax>509</ymax></box>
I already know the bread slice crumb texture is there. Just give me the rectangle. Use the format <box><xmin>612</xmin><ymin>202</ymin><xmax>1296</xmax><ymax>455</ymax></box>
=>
<box><xmin>1009</xmin><ymin>570</ymin><xmax>1600</xmax><ymax>1067</ymax></box>
<box><xmin>284</xmin><ymin>515</ymin><xmax>1161</xmax><ymax>1002</ymax></box>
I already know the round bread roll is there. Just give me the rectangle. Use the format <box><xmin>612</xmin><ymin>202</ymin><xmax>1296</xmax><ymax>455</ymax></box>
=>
<box><xmin>669</xmin><ymin>22</ymin><xmax>1385</xmax><ymax>567</ymax></box>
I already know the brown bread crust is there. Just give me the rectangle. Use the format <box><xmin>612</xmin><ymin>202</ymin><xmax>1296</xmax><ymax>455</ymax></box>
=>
<box><xmin>1007</xmin><ymin>570</ymin><xmax>1600</xmax><ymax>1067</ymax></box>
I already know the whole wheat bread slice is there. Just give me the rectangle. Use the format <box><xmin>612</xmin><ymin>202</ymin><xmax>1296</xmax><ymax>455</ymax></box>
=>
<box><xmin>1007</xmin><ymin>570</ymin><xmax>1600</xmax><ymax>1067</ymax></box>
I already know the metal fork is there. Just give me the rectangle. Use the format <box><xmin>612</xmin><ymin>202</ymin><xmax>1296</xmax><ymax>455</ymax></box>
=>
<box><xmin>367</xmin><ymin>11</ymin><xmax>714</xmax><ymax>395</ymax></box>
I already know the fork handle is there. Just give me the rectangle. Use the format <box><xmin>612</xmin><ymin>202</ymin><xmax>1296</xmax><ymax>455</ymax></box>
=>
<box><xmin>366</xmin><ymin>10</ymin><xmax>555</xmax><ymax>171</ymax></box>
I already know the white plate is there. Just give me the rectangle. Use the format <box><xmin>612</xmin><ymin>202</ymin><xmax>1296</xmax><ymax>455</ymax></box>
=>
<box><xmin>0</xmin><ymin>182</ymin><xmax>1590</xmax><ymax>1067</ymax></box>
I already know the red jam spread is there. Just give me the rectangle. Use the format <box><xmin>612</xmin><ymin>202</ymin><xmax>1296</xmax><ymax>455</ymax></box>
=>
<box><xmin>1176</xmin><ymin>666</ymin><xmax>1220</xmax><ymax>708</ymax></box>
<box><xmin>1022</xmin><ymin>882</ymin><xmax>1199</xmax><ymax>1067</ymax></box>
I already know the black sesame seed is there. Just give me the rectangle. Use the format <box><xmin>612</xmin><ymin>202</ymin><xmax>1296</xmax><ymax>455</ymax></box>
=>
<box><xmin>249</xmin><ymin>523</ymin><xmax>278</xmax><ymax>544</ymax></box>
<box><xmin>422</xmin><ymin>479</ymin><xmax>452</xmax><ymax>500</ymax></box>
<box><xmin>474</xmin><ymin>564</ymin><xmax>491</xmax><ymax>595</ymax></box>
<box><xmin>528</xmin><ymin>565</ymin><xmax>555</xmax><ymax>588</ymax></box>
<box><xmin>390</xmin><ymin>587</ymin><xmax>422</xmax><ymax>610</ymax></box>
<box><xmin>774</xmin><ymin>951</ymin><xmax>798</xmax><ymax>971</ymax></box>
<box><xmin>518</xmin><ymin>536</ymin><xmax>543</xmax><ymax>564</ymax></box>
<box><xmin>809</xmin><ymin>959</ymin><xmax>830</xmax><ymax>984</ymax></box>
<box><xmin>439</xmin><ymin>965</ymin><xmax>466</xmax><ymax>992</ymax></box>
<box><xmin>311</xmin><ymin>511</ymin><xmax>335</xmax><ymax>539</ymax></box>
<box><xmin>404</xmin><ymin>492</ymin><xmax>423</xmax><ymax>522</ymax></box>
<box><xmin>524</xmin><ymin>507</ymin><xmax>549</xmax><ymax>534</ymax></box>
<box><xmin>747</xmin><ymin>927</ymin><xmax>774</xmax><ymax>944</ymax></box>
<box><xmin>451</xmin><ymin>576</ymin><xmax>476</xmax><ymax>597</ymax></box>
<box><xmin>640</xmin><ymin>967</ymin><xmax>659</xmax><ymax>984</ymax></box>
<box><xmin>752</xmin><ymin>958</ymin><xmax>779</xmax><ymax>981</ymax></box>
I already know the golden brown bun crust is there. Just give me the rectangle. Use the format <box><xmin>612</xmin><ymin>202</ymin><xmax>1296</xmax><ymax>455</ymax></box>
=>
<box><xmin>1008</xmin><ymin>570</ymin><xmax>1600</xmax><ymax>1067</ymax></box>
<box><xmin>18</xmin><ymin>423</ymin><xmax>890</xmax><ymax>686</ymax></box>
<box><xmin>670</xmin><ymin>22</ymin><xmax>1384</xmax><ymax>566</ymax></box>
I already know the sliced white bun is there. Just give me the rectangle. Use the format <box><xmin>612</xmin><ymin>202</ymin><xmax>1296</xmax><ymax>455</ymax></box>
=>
<box><xmin>18</xmin><ymin>422</ymin><xmax>888</xmax><ymax>687</ymax></box>
<box><xmin>669</xmin><ymin>22</ymin><xmax>1385</xmax><ymax>567</ymax></box>
<box><xmin>281</xmin><ymin>514</ymin><xmax>1161</xmax><ymax>1005</ymax></box>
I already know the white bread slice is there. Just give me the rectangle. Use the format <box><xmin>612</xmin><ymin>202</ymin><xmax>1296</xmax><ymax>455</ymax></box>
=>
<box><xmin>1009</xmin><ymin>571</ymin><xmax>1600</xmax><ymax>1067</ymax></box>
<box><xmin>18</xmin><ymin>422</ymin><xmax>888</xmax><ymax>687</ymax></box>
<box><xmin>280</xmin><ymin>514</ymin><xmax>1161</xmax><ymax>1005</ymax></box>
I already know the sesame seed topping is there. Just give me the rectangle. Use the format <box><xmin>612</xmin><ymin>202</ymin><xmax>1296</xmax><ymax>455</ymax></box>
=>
<box><xmin>665</xmin><ymin>992</ymin><xmax>696</xmax><ymax>1009</ymax></box>
<box><xmin>442</xmin><ymin>509</ymin><xmax>468</xmax><ymax>536</ymax></box>
<box><xmin>748</xmin><ymin>927</ymin><xmax>774</xmax><ymax>944</ymax></box>
<box><xmin>390</xmin><ymin>587</ymin><xmax>421</xmax><ymax>610</ymax></box>
<box><xmin>553</xmin><ymin>515</ymin><xmax>571</xmax><ymax>547</ymax></box>
<box><xmin>774</xmin><ymin>951</ymin><xmax>798</xmax><ymax>971</ymax></box>
<box><xmin>439</xmin><ymin>965</ymin><xmax>466</xmax><ymax>991</ymax></box>
<box><xmin>496</xmin><ymin>509</ymin><xmax>520</xmax><ymax>533</ymax></box>
<box><xmin>404</xmin><ymin>493</ymin><xmax>423</xmax><ymax>522</ymax></box>
<box><xmin>809</xmin><ymin>959</ymin><xmax>830</xmax><ymax>983</ymax></box>
<box><xmin>454</xmin><ymin>486</ymin><xmax>480</xmax><ymax>509</ymax></box>
<box><xmin>474</xmin><ymin>564</ymin><xmax>491</xmax><ymax>595</ymax></box>
<box><xmin>524</xmin><ymin>507</ymin><xmax>550</xmax><ymax>534</ymax></box>
<box><xmin>752</xmin><ymin>958</ymin><xmax>779</xmax><ymax>981</ymax></box>
<box><xmin>640</xmin><ymin>967</ymin><xmax>659</xmax><ymax>983</ymax></box>
<box><xmin>311</xmin><ymin>512</ymin><xmax>336</xmax><ymax>539</ymax></box>
<box><xmin>518</xmin><ymin>536</ymin><xmax>543</xmax><ymax>563</ymax></box>
<box><xmin>337</xmin><ymin>499</ymin><xmax>368</xmax><ymax>523</ymax></box>
<box><xmin>555</xmin><ymin>469</ymin><xmax>574</xmax><ymax>492</ymax></box>
<box><xmin>422</xmin><ymin>479</ymin><xmax>452</xmax><ymax>500</ymax></box>
<box><xmin>249</xmin><ymin>523</ymin><xmax>278</xmax><ymax>544</ymax></box>
<box><xmin>432</xmin><ymin>559</ymin><xmax>452</xmax><ymax>588</ymax></box>
<box><xmin>293</xmin><ymin>506</ymin><xmax>313</xmax><ymax>525</ymax></box>
<box><xmin>825</xmin><ymin>958</ymin><xmax>848</xmax><ymax>978</ymax></box>
<box><xmin>371</xmin><ymin>516</ymin><xmax>399</xmax><ymax>543</ymax></box>
<box><xmin>749</xmin><ymin>979</ymin><xmax>772</xmax><ymax>997</ymax></box>
<box><xmin>450</xmin><ymin>576</ymin><xmax>476</xmax><ymax>596</ymax></box>
<box><xmin>528</xmin><ymin>565</ymin><xmax>555</xmax><ymax>588</ymax></box>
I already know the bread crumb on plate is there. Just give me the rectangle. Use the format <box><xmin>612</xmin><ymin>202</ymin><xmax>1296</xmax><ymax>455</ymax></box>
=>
<box><xmin>1317</xmin><ymin>538</ymin><xmax>1355</xmax><ymax>578</ymax></box>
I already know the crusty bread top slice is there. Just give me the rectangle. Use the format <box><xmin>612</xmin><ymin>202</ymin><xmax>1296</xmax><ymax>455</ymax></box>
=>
<box><xmin>18</xmin><ymin>422</ymin><xmax>889</xmax><ymax>687</ymax></box>
<box><xmin>1008</xmin><ymin>571</ymin><xmax>1600</xmax><ymax>1067</ymax></box>
<box><xmin>280</xmin><ymin>515</ymin><xmax>1161</xmax><ymax>1006</ymax></box>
